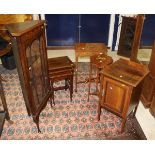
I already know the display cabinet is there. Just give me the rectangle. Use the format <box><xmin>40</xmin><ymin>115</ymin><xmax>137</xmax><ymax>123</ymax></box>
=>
<box><xmin>98</xmin><ymin>59</ymin><xmax>149</xmax><ymax>132</ymax></box>
<box><xmin>6</xmin><ymin>20</ymin><xmax>51</xmax><ymax>132</ymax></box>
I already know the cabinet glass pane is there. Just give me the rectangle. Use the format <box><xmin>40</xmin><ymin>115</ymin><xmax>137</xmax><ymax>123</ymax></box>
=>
<box><xmin>26</xmin><ymin>37</ymin><xmax>48</xmax><ymax>109</ymax></box>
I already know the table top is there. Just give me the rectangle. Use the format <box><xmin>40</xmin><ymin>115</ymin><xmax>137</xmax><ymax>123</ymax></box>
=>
<box><xmin>75</xmin><ymin>43</ymin><xmax>108</xmax><ymax>57</ymax></box>
<box><xmin>48</xmin><ymin>56</ymin><xmax>75</xmax><ymax>71</ymax></box>
<box><xmin>90</xmin><ymin>53</ymin><xmax>113</xmax><ymax>68</ymax></box>
<box><xmin>101</xmin><ymin>58</ymin><xmax>149</xmax><ymax>87</ymax></box>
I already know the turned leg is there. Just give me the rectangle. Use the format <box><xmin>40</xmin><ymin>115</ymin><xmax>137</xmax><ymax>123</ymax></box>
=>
<box><xmin>88</xmin><ymin>63</ymin><xmax>92</xmax><ymax>102</ymax></box>
<box><xmin>98</xmin><ymin>75</ymin><xmax>104</xmax><ymax>121</ymax></box>
<box><xmin>51</xmin><ymin>81</ymin><xmax>55</xmax><ymax>106</ymax></box>
<box><xmin>75</xmin><ymin>56</ymin><xmax>78</xmax><ymax>92</ymax></box>
<box><xmin>96</xmin><ymin>68</ymin><xmax>100</xmax><ymax>94</ymax></box>
<box><xmin>70</xmin><ymin>75</ymin><xmax>73</xmax><ymax>101</ymax></box>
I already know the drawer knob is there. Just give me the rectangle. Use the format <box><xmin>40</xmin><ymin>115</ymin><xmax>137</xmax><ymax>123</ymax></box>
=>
<box><xmin>110</xmin><ymin>87</ymin><xmax>113</xmax><ymax>90</ymax></box>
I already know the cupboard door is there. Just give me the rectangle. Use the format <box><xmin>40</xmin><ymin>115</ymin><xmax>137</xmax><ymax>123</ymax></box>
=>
<box><xmin>102</xmin><ymin>77</ymin><xmax>129</xmax><ymax>116</ymax></box>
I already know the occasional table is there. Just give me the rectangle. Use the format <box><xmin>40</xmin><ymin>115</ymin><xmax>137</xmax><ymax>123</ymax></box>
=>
<box><xmin>88</xmin><ymin>53</ymin><xmax>113</xmax><ymax>101</ymax></box>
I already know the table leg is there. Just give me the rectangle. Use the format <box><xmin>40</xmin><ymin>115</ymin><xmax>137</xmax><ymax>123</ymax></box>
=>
<box><xmin>70</xmin><ymin>75</ymin><xmax>73</xmax><ymax>101</ymax></box>
<box><xmin>96</xmin><ymin>68</ymin><xmax>100</xmax><ymax>94</ymax></box>
<box><xmin>75</xmin><ymin>56</ymin><xmax>78</xmax><ymax>92</ymax></box>
<box><xmin>88</xmin><ymin>63</ymin><xmax>92</xmax><ymax>102</ymax></box>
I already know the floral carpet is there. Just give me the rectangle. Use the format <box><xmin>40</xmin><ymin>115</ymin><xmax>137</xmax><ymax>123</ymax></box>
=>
<box><xmin>0</xmin><ymin>63</ymin><xmax>145</xmax><ymax>140</ymax></box>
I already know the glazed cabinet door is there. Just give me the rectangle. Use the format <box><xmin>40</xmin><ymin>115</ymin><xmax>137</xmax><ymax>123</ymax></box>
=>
<box><xmin>23</xmin><ymin>25</ymin><xmax>50</xmax><ymax>114</ymax></box>
<box><xmin>101</xmin><ymin>77</ymin><xmax>130</xmax><ymax>117</ymax></box>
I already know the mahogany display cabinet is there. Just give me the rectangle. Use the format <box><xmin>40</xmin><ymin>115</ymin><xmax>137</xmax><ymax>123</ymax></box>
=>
<box><xmin>6</xmin><ymin>20</ymin><xmax>51</xmax><ymax>132</ymax></box>
<box><xmin>98</xmin><ymin>59</ymin><xmax>149</xmax><ymax>133</ymax></box>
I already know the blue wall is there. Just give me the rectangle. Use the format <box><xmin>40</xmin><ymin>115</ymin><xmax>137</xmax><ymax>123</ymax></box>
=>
<box><xmin>140</xmin><ymin>14</ymin><xmax>155</xmax><ymax>47</ymax></box>
<box><xmin>45</xmin><ymin>14</ymin><xmax>155</xmax><ymax>47</ymax></box>
<box><xmin>45</xmin><ymin>14</ymin><xmax>110</xmax><ymax>46</ymax></box>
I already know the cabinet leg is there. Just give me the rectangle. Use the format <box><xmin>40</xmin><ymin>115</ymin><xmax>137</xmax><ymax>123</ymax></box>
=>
<box><xmin>34</xmin><ymin>116</ymin><xmax>41</xmax><ymax>133</ymax></box>
<box><xmin>51</xmin><ymin>81</ymin><xmax>55</xmax><ymax>106</ymax></box>
<box><xmin>97</xmin><ymin>104</ymin><xmax>101</xmax><ymax>121</ymax></box>
<box><xmin>121</xmin><ymin>118</ymin><xmax>126</xmax><ymax>133</ymax></box>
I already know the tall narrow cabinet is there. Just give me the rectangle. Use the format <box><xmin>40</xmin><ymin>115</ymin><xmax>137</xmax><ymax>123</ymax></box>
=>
<box><xmin>6</xmin><ymin>20</ymin><xmax>51</xmax><ymax>132</ymax></box>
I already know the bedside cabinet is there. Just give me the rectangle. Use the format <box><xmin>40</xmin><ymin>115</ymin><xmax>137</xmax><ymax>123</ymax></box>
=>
<box><xmin>98</xmin><ymin>58</ymin><xmax>149</xmax><ymax>132</ymax></box>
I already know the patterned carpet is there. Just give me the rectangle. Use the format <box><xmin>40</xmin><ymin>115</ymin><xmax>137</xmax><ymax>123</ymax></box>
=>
<box><xmin>0</xmin><ymin>63</ymin><xmax>146</xmax><ymax>140</ymax></box>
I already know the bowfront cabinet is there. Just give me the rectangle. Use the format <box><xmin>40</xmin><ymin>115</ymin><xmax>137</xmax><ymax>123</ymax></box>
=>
<box><xmin>6</xmin><ymin>20</ymin><xmax>50</xmax><ymax>132</ymax></box>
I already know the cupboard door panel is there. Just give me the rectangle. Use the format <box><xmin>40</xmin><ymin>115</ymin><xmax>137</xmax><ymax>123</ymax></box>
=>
<box><xmin>102</xmin><ymin>78</ymin><xmax>129</xmax><ymax>116</ymax></box>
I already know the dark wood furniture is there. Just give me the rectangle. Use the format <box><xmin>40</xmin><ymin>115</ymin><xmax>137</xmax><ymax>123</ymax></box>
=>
<box><xmin>141</xmin><ymin>42</ymin><xmax>155</xmax><ymax>108</ymax></box>
<box><xmin>98</xmin><ymin>58</ymin><xmax>149</xmax><ymax>133</ymax></box>
<box><xmin>48</xmin><ymin>56</ymin><xmax>75</xmax><ymax>105</ymax></box>
<box><xmin>75</xmin><ymin>43</ymin><xmax>108</xmax><ymax>92</ymax></box>
<box><xmin>6</xmin><ymin>20</ymin><xmax>50</xmax><ymax>132</ymax></box>
<box><xmin>88</xmin><ymin>53</ymin><xmax>113</xmax><ymax>101</ymax></box>
<box><xmin>118</xmin><ymin>15</ymin><xmax>144</xmax><ymax>61</ymax></box>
